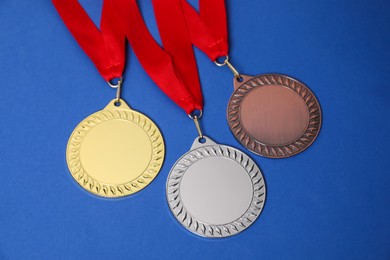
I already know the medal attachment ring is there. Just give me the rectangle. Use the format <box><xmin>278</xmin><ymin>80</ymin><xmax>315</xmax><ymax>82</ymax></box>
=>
<box><xmin>228</xmin><ymin>74</ymin><xmax>322</xmax><ymax>158</ymax></box>
<box><xmin>166</xmin><ymin>136</ymin><xmax>266</xmax><ymax>238</ymax></box>
<box><xmin>67</xmin><ymin>99</ymin><xmax>165</xmax><ymax>198</ymax></box>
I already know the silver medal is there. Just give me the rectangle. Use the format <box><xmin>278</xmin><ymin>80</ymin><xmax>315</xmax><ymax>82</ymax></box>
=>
<box><xmin>166</xmin><ymin>136</ymin><xmax>266</xmax><ymax>238</ymax></box>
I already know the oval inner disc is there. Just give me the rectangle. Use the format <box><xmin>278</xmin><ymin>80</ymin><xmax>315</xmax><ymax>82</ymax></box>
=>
<box><xmin>80</xmin><ymin>120</ymin><xmax>152</xmax><ymax>184</ymax></box>
<box><xmin>180</xmin><ymin>156</ymin><xmax>253</xmax><ymax>225</ymax></box>
<box><xmin>240</xmin><ymin>85</ymin><xmax>309</xmax><ymax>146</ymax></box>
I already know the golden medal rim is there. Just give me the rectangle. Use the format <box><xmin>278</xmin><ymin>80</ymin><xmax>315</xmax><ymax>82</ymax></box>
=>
<box><xmin>66</xmin><ymin>99</ymin><xmax>165</xmax><ymax>198</ymax></box>
<box><xmin>227</xmin><ymin>74</ymin><xmax>322</xmax><ymax>158</ymax></box>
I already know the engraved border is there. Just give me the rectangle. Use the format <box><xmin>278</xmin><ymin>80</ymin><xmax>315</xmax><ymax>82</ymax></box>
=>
<box><xmin>227</xmin><ymin>74</ymin><xmax>322</xmax><ymax>158</ymax></box>
<box><xmin>166</xmin><ymin>144</ymin><xmax>266</xmax><ymax>238</ymax></box>
<box><xmin>66</xmin><ymin>107</ymin><xmax>165</xmax><ymax>198</ymax></box>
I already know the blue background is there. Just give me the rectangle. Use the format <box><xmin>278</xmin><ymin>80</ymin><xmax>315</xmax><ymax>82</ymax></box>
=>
<box><xmin>0</xmin><ymin>0</ymin><xmax>389</xmax><ymax>259</ymax></box>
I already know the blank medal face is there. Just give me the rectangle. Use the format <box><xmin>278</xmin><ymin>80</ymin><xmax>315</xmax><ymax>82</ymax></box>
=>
<box><xmin>228</xmin><ymin>74</ymin><xmax>321</xmax><ymax>158</ymax></box>
<box><xmin>67</xmin><ymin>99</ymin><xmax>165</xmax><ymax>197</ymax></box>
<box><xmin>180</xmin><ymin>156</ymin><xmax>253</xmax><ymax>225</ymax></box>
<box><xmin>167</xmin><ymin>136</ymin><xmax>266</xmax><ymax>238</ymax></box>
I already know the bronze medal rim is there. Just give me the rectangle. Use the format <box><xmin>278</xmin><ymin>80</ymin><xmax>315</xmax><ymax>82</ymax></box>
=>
<box><xmin>227</xmin><ymin>74</ymin><xmax>322</xmax><ymax>158</ymax></box>
<box><xmin>66</xmin><ymin>99</ymin><xmax>165</xmax><ymax>198</ymax></box>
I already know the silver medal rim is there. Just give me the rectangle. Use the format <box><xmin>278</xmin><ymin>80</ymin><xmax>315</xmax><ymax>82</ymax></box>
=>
<box><xmin>166</xmin><ymin>143</ymin><xmax>266</xmax><ymax>238</ymax></box>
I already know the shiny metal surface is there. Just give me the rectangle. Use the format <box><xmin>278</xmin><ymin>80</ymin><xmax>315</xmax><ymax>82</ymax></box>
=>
<box><xmin>66</xmin><ymin>99</ymin><xmax>165</xmax><ymax>197</ymax></box>
<box><xmin>228</xmin><ymin>74</ymin><xmax>322</xmax><ymax>158</ymax></box>
<box><xmin>166</xmin><ymin>136</ymin><xmax>266</xmax><ymax>238</ymax></box>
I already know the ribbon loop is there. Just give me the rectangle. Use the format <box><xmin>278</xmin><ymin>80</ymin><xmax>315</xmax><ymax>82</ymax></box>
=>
<box><xmin>53</xmin><ymin>0</ymin><xmax>125</xmax><ymax>81</ymax></box>
<box><xmin>109</xmin><ymin>0</ymin><xmax>203</xmax><ymax>114</ymax></box>
<box><xmin>180</xmin><ymin>0</ymin><xmax>229</xmax><ymax>61</ymax></box>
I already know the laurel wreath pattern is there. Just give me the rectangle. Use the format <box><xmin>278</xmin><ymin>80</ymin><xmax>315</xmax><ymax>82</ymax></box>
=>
<box><xmin>66</xmin><ymin>107</ymin><xmax>164</xmax><ymax>198</ymax></box>
<box><xmin>228</xmin><ymin>74</ymin><xmax>322</xmax><ymax>158</ymax></box>
<box><xmin>166</xmin><ymin>144</ymin><xmax>266</xmax><ymax>238</ymax></box>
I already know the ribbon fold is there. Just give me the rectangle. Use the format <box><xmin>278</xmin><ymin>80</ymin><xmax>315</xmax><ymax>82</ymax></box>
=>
<box><xmin>53</xmin><ymin>0</ymin><xmax>125</xmax><ymax>81</ymax></box>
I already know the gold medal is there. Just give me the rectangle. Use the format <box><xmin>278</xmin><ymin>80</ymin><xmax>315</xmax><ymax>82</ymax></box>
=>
<box><xmin>54</xmin><ymin>2</ymin><xmax>165</xmax><ymax>197</ymax></box>
<box><xmin>66</xmin><ymin>98</ymin><xmax>165</xmax><ymax>198</ymax></box>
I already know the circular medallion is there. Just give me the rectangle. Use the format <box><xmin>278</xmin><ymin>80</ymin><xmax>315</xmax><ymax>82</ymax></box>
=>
<box><xmin>166</xmin><ymin>136</ymin><xmax>266</xmax><ymax>238</ymax></box>
<box><xmin>228</xmin><ymin>74</ymin><xmax>321</xmax><ymax>158</ymax></box>
<box><xmin>66</xmin><ymin>99</ymin><xmax>165</xmax><ymax>198</ymax></box>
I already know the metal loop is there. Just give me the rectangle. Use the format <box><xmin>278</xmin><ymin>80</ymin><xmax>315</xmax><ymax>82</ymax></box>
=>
<box><xmin>214</xmin><ymin>55</ymin><xmax>241</xmax><ymax>79</ymax></box>
<box><xmin>192</xmin><ymin>116</ymin><xmax>203</xmax><ymax>139</ymax></box>
<box><xmin>107</xmin><ymin>77</ymin><xmax>123</xmax><ymax>89</ymax></box>
<box><xmin>107</xmin><ymin>77</ymin><xmax>123</xmax><ymax>101</ymax></box>
<box><xmin>214</xmin><ymin>55</ymin><xmax>229</xmax><ymax>67</ymax></box>
<box><xmin>188</xmin><ymin>109</ymin><xmax>203</xmax><ymax>120</ymax></box>
<box><xmin>188</xmin><ymin>110</ymin><xmax>204</xmax><ymax>139</ymax></box>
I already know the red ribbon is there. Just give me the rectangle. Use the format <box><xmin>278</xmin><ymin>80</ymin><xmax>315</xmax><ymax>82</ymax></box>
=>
<box><xmin>52</xmin><ymin>0</ymin><xmax>125</xmax><ymax>82</ymax></box>
<box><xmin>53</xmin><ymin>0</ymin><xmax>206</xmax><ymax>114</ymax></box>
<box><xmin>180</xmin><ymin>0</ymin><xmax>229</xmax><ymax>61</ymax></box>
<box><xmin>109</xmin><ymin>0</ymin><xmax>203</xmax><ymax>114</ymax></box>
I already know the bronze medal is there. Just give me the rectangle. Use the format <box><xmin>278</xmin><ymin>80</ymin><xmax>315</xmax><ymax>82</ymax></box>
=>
<box><xmin>227</xmin><ymin>74</ymin><xmax>321</xmax><ymax>158</ymax></box>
